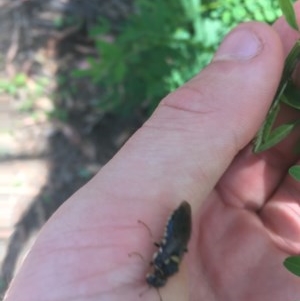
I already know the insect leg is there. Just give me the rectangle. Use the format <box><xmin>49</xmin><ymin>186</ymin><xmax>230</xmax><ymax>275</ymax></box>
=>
<box><xmin>128</xmin><ymin>252</ymin><xmax>146</xmax><ymax>263</ymax></box>
<box><xmin>138</xmin><ymin>220</ymin><xmax>154</xmax><ymax>238</ymax></box>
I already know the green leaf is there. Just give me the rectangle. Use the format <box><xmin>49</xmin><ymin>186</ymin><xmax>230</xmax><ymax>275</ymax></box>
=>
<box><xmin>282</xmin><ymin>40</ymin><xmax>300</xmax><ymax>80</ymax></box>
<box><xmin>253</xmin><ymin>103</ymin><xmax>280</xmax><ymax>153</ymax></box>
<box><xmin>284</xmin><ymin>256</ymin><xmax>300</xmax><ymax>276</ymax></box>
<box><xmin>253</xmin><ymin>40</ymin><xmax>300</xmax><ymax>153</ymax></box>
<box><xmin>289</xmin><ymin>165</ymin><xmax>300</xmax><ymax>181</ymax></box>
<box><xmin>282</xmin><ymin>81</ymin><xmax>300</xmax><ymax>109</ymax></box>
<box><xmin>278</xmin><ymin>0</ymin><xmax>299</xmax><ymax>31</ymax></box>
<box><xmin>254</xmin><ymin>122</ymin><xmax>297</xmax><ymax>152</ymax></box>
<box><xmin>292</xmin><ymin>138</ymin><xmax>300</xmax><ymax>154</ymax></box>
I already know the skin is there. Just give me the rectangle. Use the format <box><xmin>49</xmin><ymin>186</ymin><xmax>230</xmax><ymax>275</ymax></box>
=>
<box><xmin>4</xmin><ymin>4</ymin><xmax>300</xmax><ymax>301</ymax></box>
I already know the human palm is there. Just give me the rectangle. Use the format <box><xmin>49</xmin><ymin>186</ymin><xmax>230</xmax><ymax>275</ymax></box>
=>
<box><xmin>195</xmin><ymin>156</ymin><xmax>300</xmax><ymax>300</ymax></box>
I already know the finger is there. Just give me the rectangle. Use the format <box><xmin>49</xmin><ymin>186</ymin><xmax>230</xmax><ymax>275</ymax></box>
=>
<box><xmin>91</xmin><ymin>22</ymin><xmax>283</xmax><ymax>209</ymax></box>
<box><xmin>259</xmin><ymin>169</ymin><xmax>300</xmax><ymax>254</ymax></box>
<box><xmin>218</xmin><ymin>9</ymin><xmax>300</xmax><ymax>210</ymax></box>
<box><xmin>258</xmin><ymin>2</ymin><xmax>300</xmax><ymax>247</ymax></box>
<box><xmin>273</xmin><ymin>1</ymin><xmax>300</xmax><ymax>56</ymax></box>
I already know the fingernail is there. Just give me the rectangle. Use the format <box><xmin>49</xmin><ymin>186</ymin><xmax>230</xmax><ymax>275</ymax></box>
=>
<box><xmin>214</xmin><ymin>29</ymin><xmax>263</xmax><ymax>61</ymax></box>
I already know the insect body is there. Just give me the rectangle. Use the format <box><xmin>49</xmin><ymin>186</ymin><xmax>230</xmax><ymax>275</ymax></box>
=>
<box><xmin>146</xmin><ymin>201</ymin><xmax>192</xmax><ymax>288</ymax></box>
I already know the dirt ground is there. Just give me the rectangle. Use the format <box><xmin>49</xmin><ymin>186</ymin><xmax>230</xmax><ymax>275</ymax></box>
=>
<box><xmin>0</xmin><ymin>0</ymin><xmax>143</xmax><ymax>298</ymax></box>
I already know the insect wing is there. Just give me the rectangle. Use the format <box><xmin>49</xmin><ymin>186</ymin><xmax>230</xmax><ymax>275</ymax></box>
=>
<box><xmin>162</xmin><ymin>201</ymin><xmax>191</xmax><ymax>256</ymax></box>
<box><xmin>146</xmin><ymin>201</ymin><xmax>192</xmax><ymax>288</ymax></box>
<box><xmin>153</xmin><ymin>201</ymin><xmax>192</xmax><ymax>276</ymax></box>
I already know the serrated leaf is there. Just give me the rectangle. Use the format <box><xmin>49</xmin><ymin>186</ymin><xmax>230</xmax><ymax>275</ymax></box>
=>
<box><xmin>254</xmin><ymin>122</ymin><xmax>297</xmax><ymax>152</ymax></box>
<box><xmin>284</xmin><ymin>256</ymin><xmax>300</xmax><ymax>276</ymax></box>
<box><xmin>289</xmin><ymin>165</ymin><xmax>300</xmax><ymax>180</ymax></box>
<box><xmin>278</xmin><ymin>0</ymin><xmax>299</xmax><ymax>31</ymax></box>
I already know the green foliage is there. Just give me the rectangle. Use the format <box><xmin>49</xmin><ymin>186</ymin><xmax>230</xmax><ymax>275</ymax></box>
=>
<box><xmin>253</xmin><ymin>38</ymin><xmax>300</xmax><ymax>152</ymax></box>
<box><xmin>0</xmin><ymin>73</ymin><xmax>27</xmax><ymax>95</ymax></box>
<box><xmin>203</xmin><ymin>0</ymin><xmax>281</xmax><ymax>24</ymax></box>
<box><xmin>282</xmin><ymin>81</ymin><xmax>300</xmax><ymax>109</ymax></box>
<box><xmin>289</xmin><ymin>165</ymin><xmax>300</xmax><ymax>181</ymax></box>
<box><xmin>254</xmin><ymin>121</ymin><xmax>298</xmax><ymax>152</ymax></box>
<box><xmin>278</xmin><ymin>0</ymin><xmax>299</xmax><ymax>30</ymax></box>
<box><xmin>284</xmin><ymin>256</ymin><xmax>300</xmax><ymax>277</ymax></box>
<box><xmin>74</xmin><ymin>0</ymin><xmax>282</xmax><ymax>116</ymax></box>
<box><xmin>0</xmin><ymin>73</ymin><xmax>50</xmax><ymax>113</ymax></box>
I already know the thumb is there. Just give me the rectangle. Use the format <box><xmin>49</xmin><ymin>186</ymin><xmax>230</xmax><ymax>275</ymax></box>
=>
<box><xmin>94</xmin><ymin>21</ymin><xmax>284</xmax><ymax>205</ymax></box>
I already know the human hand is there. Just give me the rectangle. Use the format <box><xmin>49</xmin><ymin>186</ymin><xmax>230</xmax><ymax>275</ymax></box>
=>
<box><xmin>4</xmin><ymin>7</ymin><xmax>300</xmax><ymax>301</ymax></box>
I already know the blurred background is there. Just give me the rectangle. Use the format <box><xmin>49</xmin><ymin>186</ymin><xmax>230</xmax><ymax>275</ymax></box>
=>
<box><xmin>0</xmin><ymin>0</ymin><xmax>286</xmax><ymax>298</ymax></box>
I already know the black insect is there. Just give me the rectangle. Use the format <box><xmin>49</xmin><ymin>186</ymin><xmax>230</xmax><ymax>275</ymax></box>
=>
<box><xmin>146</xmin><ymin>200</ymin><xmax>192</xmax><ymax>288</ymax></box>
